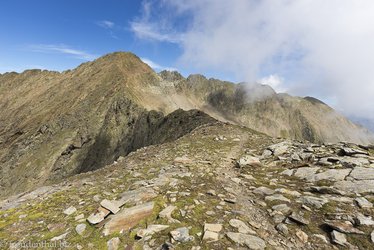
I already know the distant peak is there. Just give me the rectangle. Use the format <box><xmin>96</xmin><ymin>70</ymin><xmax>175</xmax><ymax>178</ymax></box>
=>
<box><xmin>159</xmin><ymin>70</ymin><xmax>184</xmax><ymax>81</ymax></box>
<box><xmin>304</xmin><ymin>96</ymin><xmax>326</xmax><ymax>105</ymax></box>
<box><xmin>98</xmin><ymin>51</ymin><xmax>141</xmax><ymax>61</ymax></box>
<box><xmin>78</xmin><ymin>51</ymin><xmax>154</xmax><ymax>74</ymax></box>
<box><xmin>187</xmin><ymin>74</ymin><xmax>207</xmax><ymax>82</ymax></box>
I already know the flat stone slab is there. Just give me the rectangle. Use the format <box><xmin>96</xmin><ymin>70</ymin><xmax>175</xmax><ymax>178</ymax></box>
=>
<box><xmin>100</xmin><ymin>199</ymin><xmax>120</xmax><ymax>214</ymax></box>
<box><xmin>63</xmin><ymin>206</ymin><xmax>77</xmax><ymax>216</ymax></box>
<box><xmin>350</xmin><ymin>167</ymin><xmax>374</xmax><ymax>180</ymax></box>
<box><xmin>203</xmin><ymin>230</ymin><xmax>219</xmax><ymax>241</ymax></box>
<box><xmin>354</xmin><ymin>197</ymin><xmax>373</xmax><ymax>208</ymax></box>
<box><xmin>237</xmin><ymin>155</ymin><xmax>262</xmax><ymax>168</ymax></box>
<box><xmin>331</xmin><ymin>230</ymin><xmax>347</xmax><ymax>246</ymax></box>
<box><xmin>312</xmin><ymin>169</ymin><xmax>351</xmax><ymax>182</ymax></box>
<box><xmin>296</xmin><ymin>196</ymin><xmax>328</xmax><ymax>208</ymax></box>
<box><xmin>226</xmin><ymin>232</ymin><xmax>266</xmax><ymax>250</ymax></box>
<box><xmin>289</xmin><ymin>212</ymin><xmax>309</xmax><ymax>225</ymax></box>
<box><xmin>87</xmin><ymin>206</ymin><xmax>111</xmax><ymax>225</ymax></box>
<box><xmin>294</xmin><ymin>167</ymin><xmax>320</xmax><ymax>181</ymax></box>
<box><xmin>103</xmin><ymin>202</ymin><xmax>154</xmax><ymax>234</ymax></box>
<box><xmin>204</xmin><ymin>223</ymin><xmax>223</xmax><ymax>232</ymax></box>
<box><xmin>253</xmin><ymin>187</ymin><xmax>275</xmax><ymax>196</ymax></box>
<box><xmin>325</xmin><ymin>220</ymin><xmax>364</xmax><ymax>234</ymax></box>
<box><xmin>340</xmin><ymin>157</ymin><xmax>370</xmax><ymax>168</ymax></box>
<box><xmin>229</xmin><ymin>219</ymin><xmax>255</xmax><ymax>234</ymax></box>
<box><xmin>265</xmin><ymin>194</ymin><xmax>291</xmax><ymax>203</ymax></box>
<box><xmin>334</xmin><ymin>180</ymin><xmax>374</xmax><ymax>194</ymax></box>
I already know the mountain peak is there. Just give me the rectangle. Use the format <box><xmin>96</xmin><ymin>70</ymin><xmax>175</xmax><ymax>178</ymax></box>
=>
<box><xmin>77</xmin><ymin>51</ymin><xmax>153</xmax><ymax>75</ymax></box>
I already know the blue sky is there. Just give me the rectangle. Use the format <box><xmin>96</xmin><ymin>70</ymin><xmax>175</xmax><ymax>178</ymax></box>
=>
<box><xmin>0</xmin><ymin>1</ymin><xmax>183</xmax><ymax>76</ymax></box>
<box><xmin>1</xmin><ymin>0</ymin><xmax>374</xmax><ymax>125</ymax></box>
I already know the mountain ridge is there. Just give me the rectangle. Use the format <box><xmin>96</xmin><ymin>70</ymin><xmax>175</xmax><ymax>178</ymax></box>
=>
<box><xmin>0</xmin><ymin>51</ymin><xmax>373</xmax><ymax>198</ymax></box>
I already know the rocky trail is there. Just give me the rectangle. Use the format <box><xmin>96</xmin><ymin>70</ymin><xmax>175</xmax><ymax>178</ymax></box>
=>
<box><xmin>0</xmin><ymin>122</ymin><xmax>374</xmax><ymax>249</ymax></box>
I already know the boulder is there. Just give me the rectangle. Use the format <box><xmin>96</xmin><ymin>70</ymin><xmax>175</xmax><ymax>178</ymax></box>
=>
<box><xmin>170</xmin><ymin>227</ymin><xmax>194</xmax><ymax>242</ymax></box>
<box><xmin>103</xmin><ymin>202</ymin><xmax>154</xmax><ymax>234</ymax></box>
<box><xmin>226</xmin><ymin>232</ymin><xmax>266</xmax><ymax>250</ymax></box>
<box><xmin>331</xmin><ymin>230</ymin><xmax>347</xmax><ymax>246</ymax></box>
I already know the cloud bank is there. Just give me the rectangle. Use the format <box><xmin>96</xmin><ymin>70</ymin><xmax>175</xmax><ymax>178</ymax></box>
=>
<box><xmin>132</xmin><ymin>0</ymin><xmax>374</xmax><ymax>122</ymax></box>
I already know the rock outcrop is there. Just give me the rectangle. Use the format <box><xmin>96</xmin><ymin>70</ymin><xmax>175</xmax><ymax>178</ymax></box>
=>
<box><xmin>1</xmin><ymin>122</ymin><xmax>373</xmax><ymax>249</ymax></box>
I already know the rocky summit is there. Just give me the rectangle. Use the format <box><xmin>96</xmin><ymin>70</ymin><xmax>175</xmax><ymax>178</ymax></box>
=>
<box><xmin>0</xmin><ymin>122</ymin><xmax>374</xmax><ymax>249</ymax></box>
<box><xmin>1</xmin><ymin>52</ymin><xmax>374</xmax><ymax>249</ymax></box>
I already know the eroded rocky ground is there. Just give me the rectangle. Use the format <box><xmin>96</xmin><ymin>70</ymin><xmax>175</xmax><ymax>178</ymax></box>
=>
<box><xmin>0</xmin><ymin>122</ymin><xmax>374</xmax><ymax>249</ymax></box>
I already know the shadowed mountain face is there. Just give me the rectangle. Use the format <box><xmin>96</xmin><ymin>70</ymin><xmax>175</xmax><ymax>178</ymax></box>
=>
<box><xmin>0</xmin><ymin>52</ymin><xmax>373</xmax><ymax>197</ymax></box>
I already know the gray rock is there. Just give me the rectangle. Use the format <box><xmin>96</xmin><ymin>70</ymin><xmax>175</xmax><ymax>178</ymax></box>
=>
<box><xmin>313</xmin><ymin>234</ymin><xmax>328</xmax><ymax>244</ymax></box>
<box><xmin>75</xmin><ymin>223</ymin><xmax>86</xmax><ymax>236</ymax></box>
<box><xmin>313</xmin><ymin>169</ymin><xmax>351</xmax><ymax>182</ymax></box>
<box><xmin>265</xmin><ymin>194</ymin><xmax>291</xmax><ymax>203</ymax></box>
<box><xmin>170</xmin><ymin>227</ymin><xmax>194</xmax><ymax>242</ymax></box>
<box><xmin>350</xmin><ymin>167</ymin><xmax>374</xmax><ymax>180</ymax></box>
<box><xmin>229</xmin><ymin>219</ymin><xmax>255</xmax><ymax>234</ymax></box>
<box><xmin>272</xmin><ymin>204</ymin><xmax>291</xmax><ymax>214</ymax></box>
<box><xmin>340</xmin><ymin>156</ymin><xmax>370</xmax><ymax>168</ymax></box>
<box><xmin>354</xmin><ymin>197</ymin><xmax>373</xmax><ymax>208</ymax></box>
<box><xmin>275</xmin><ymin>188</ymin><xmax>301</xmax><ymax>197</ymax></box>
<box><xmin>275</xmin><ymin>223</ymin><xmax>288</xmax><ymax>235</ymax></box>
<box><xmin>50</xmin><ymin>232</ymin><xmax>68</xmax><ymax>241</ymax></box>
<box><xmin>294</xmin><ymin>167</ymin><xmax>320</xmax><ymax>181</ymax></box>
<box><xmin>63</xmin><ymin>206</ymin><xmax>77</xmax><ymax>216</ymax></box>
<box><xmin>226</xmin><ymin>232</ymin><xmax>266</xmax><ymax>250</ymax></box>
<box><xmin>203</xmin><ymin>231</ymin><xmax>219</xmax><ymax>241</ymax></box>
<box><xmin>310</xmin><ymin>186</ymin><xmax>345</xmax><ymax>195</ymax></box>
<box><xmin>75</xmin><ymin>214</ymin><xmax>84</xmax><ymax>221</ymax></box>
<box><xmin>107</xmin><ymin>237</ymin><xmax>120</xmax><ymax>250</ymax></box>
<box><xmin>268</xmin><ymin>142</ymin><xmax>290</xmax><ymax>156</ymax></box>
<box><xmin>272</xmin><ymin>214</ymin><xmax>286</xmax><ymax>224</ymax></box>
<box><xmin>296</xmin><ymin>196</ymin><xmax>328</xmax><ymax>208</ymax></box>
<box><xmin>289</xmin><ymin>212</ymin><xmax>309</xmax><ymax>225</ymax></box>
<box><xmin>103</xmin><ymin>202</ymin><xmax>154</xmax><ymax>235</ymax></box>
<box><xmin>253</xmin><ymin>187</ymin><xmax>275</xmax><ymax>196</ymax></box>
<box><xmin>291</xmin><ymin>153</ymin><xmax>301</xmax><ymax>162</ymax></box>
<box><xmin>204</xmin><ymin>223</ymin><xmax>223</xmax><ymax>232</ymax></box>
<box><xmin>137</xmin><ymin>224</ymin><xmax>169</xmax><ymax>238</ymax></box>
<box><xmin>237</xmin><ymin>155</ymin><xmax>262</xmax><ymax>168</ymax></box>
<box><xmin>296</xmin><ymin>229</ymin><xmax>308</xmax><ymax>243</ymax></box>
<box><xmin>334</xmin><ymin>180</ymin><xmax>374</xmax><ymax>194</ymax></box>
<box><xmin>87</xmin><ymin>207</ymin><xmax>111</xmax><ymax>225</ymax></box>
<box><xmin>324</xmin><ymin>220</ymin><xmax>364</xmax><ymax>234</ymax></box>
<box><xmin>331</xmin><ymin>230</ymin><xmax>347</xmax><ymax>246</ymax></box>
<box><xmin>354</xmin><ymin>213</ymin><xmax>374</xmax><ymax>226</ymax></box>
<box><xmin>371</xmin><ymin>231</ymin><xmax>374</xmax><ymax>243</ymax></box>
<box><xmin>280</xmin><ymin>169</ymin><xmax>294</xmax><ymax>176</ymax></box>
<box><xmin>340</xmin><ymin>147</ymin><xmax>368</xmax><ymax>156</ymax></box>
<box><xmin>261</xmin><ymin>149</ymin><xmax>273</xmax><ymax>158</ymax></box>
<box><xmin>100</xmin><ymin>199</ymin><xmax>120</xmax><ymax>214</ymax></box>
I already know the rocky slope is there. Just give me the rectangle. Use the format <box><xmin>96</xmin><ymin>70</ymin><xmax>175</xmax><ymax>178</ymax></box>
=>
<box><xmin>1</xmin><ymin>122</ymin><xmax>374</xmax><ymax>249</ymax></box>
<box><xmin>0</xmin><ymin>51</ymin><xmax>373</xmax><ymax>198</ymax></box>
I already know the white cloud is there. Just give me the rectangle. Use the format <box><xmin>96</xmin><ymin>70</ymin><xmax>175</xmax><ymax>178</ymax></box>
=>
<box><xmin>132</xmin><ymin>0</ymin><xmax>374</xmax><ymax>122</ymax></box>
<box><xmin>259</xmin><ymin>75</ymin><xmax>286</xmax><ymax>93</ymax></box>
<box><xmin>130</xmin><ymin>1</ymin><xmax>181</xmax><ymax>43</ymax></box>
<box><xmin>140</xmin><ymin>57</ymin><xmax>177</xmax><ymax>71</ymax></box>
<box><xmin>97</xmin><ymin>20</ymin><xmax>115</xmax><ymax>29</ymax></box>
<box><xmin>28</xmin><ymin>44</ymin><xmax>97</xmax><ymax>60</ymax></box>
<box><xmin>130</xmin><ymin>22</ymin><xmax>181</xmax><ymax>43</ymax></box>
